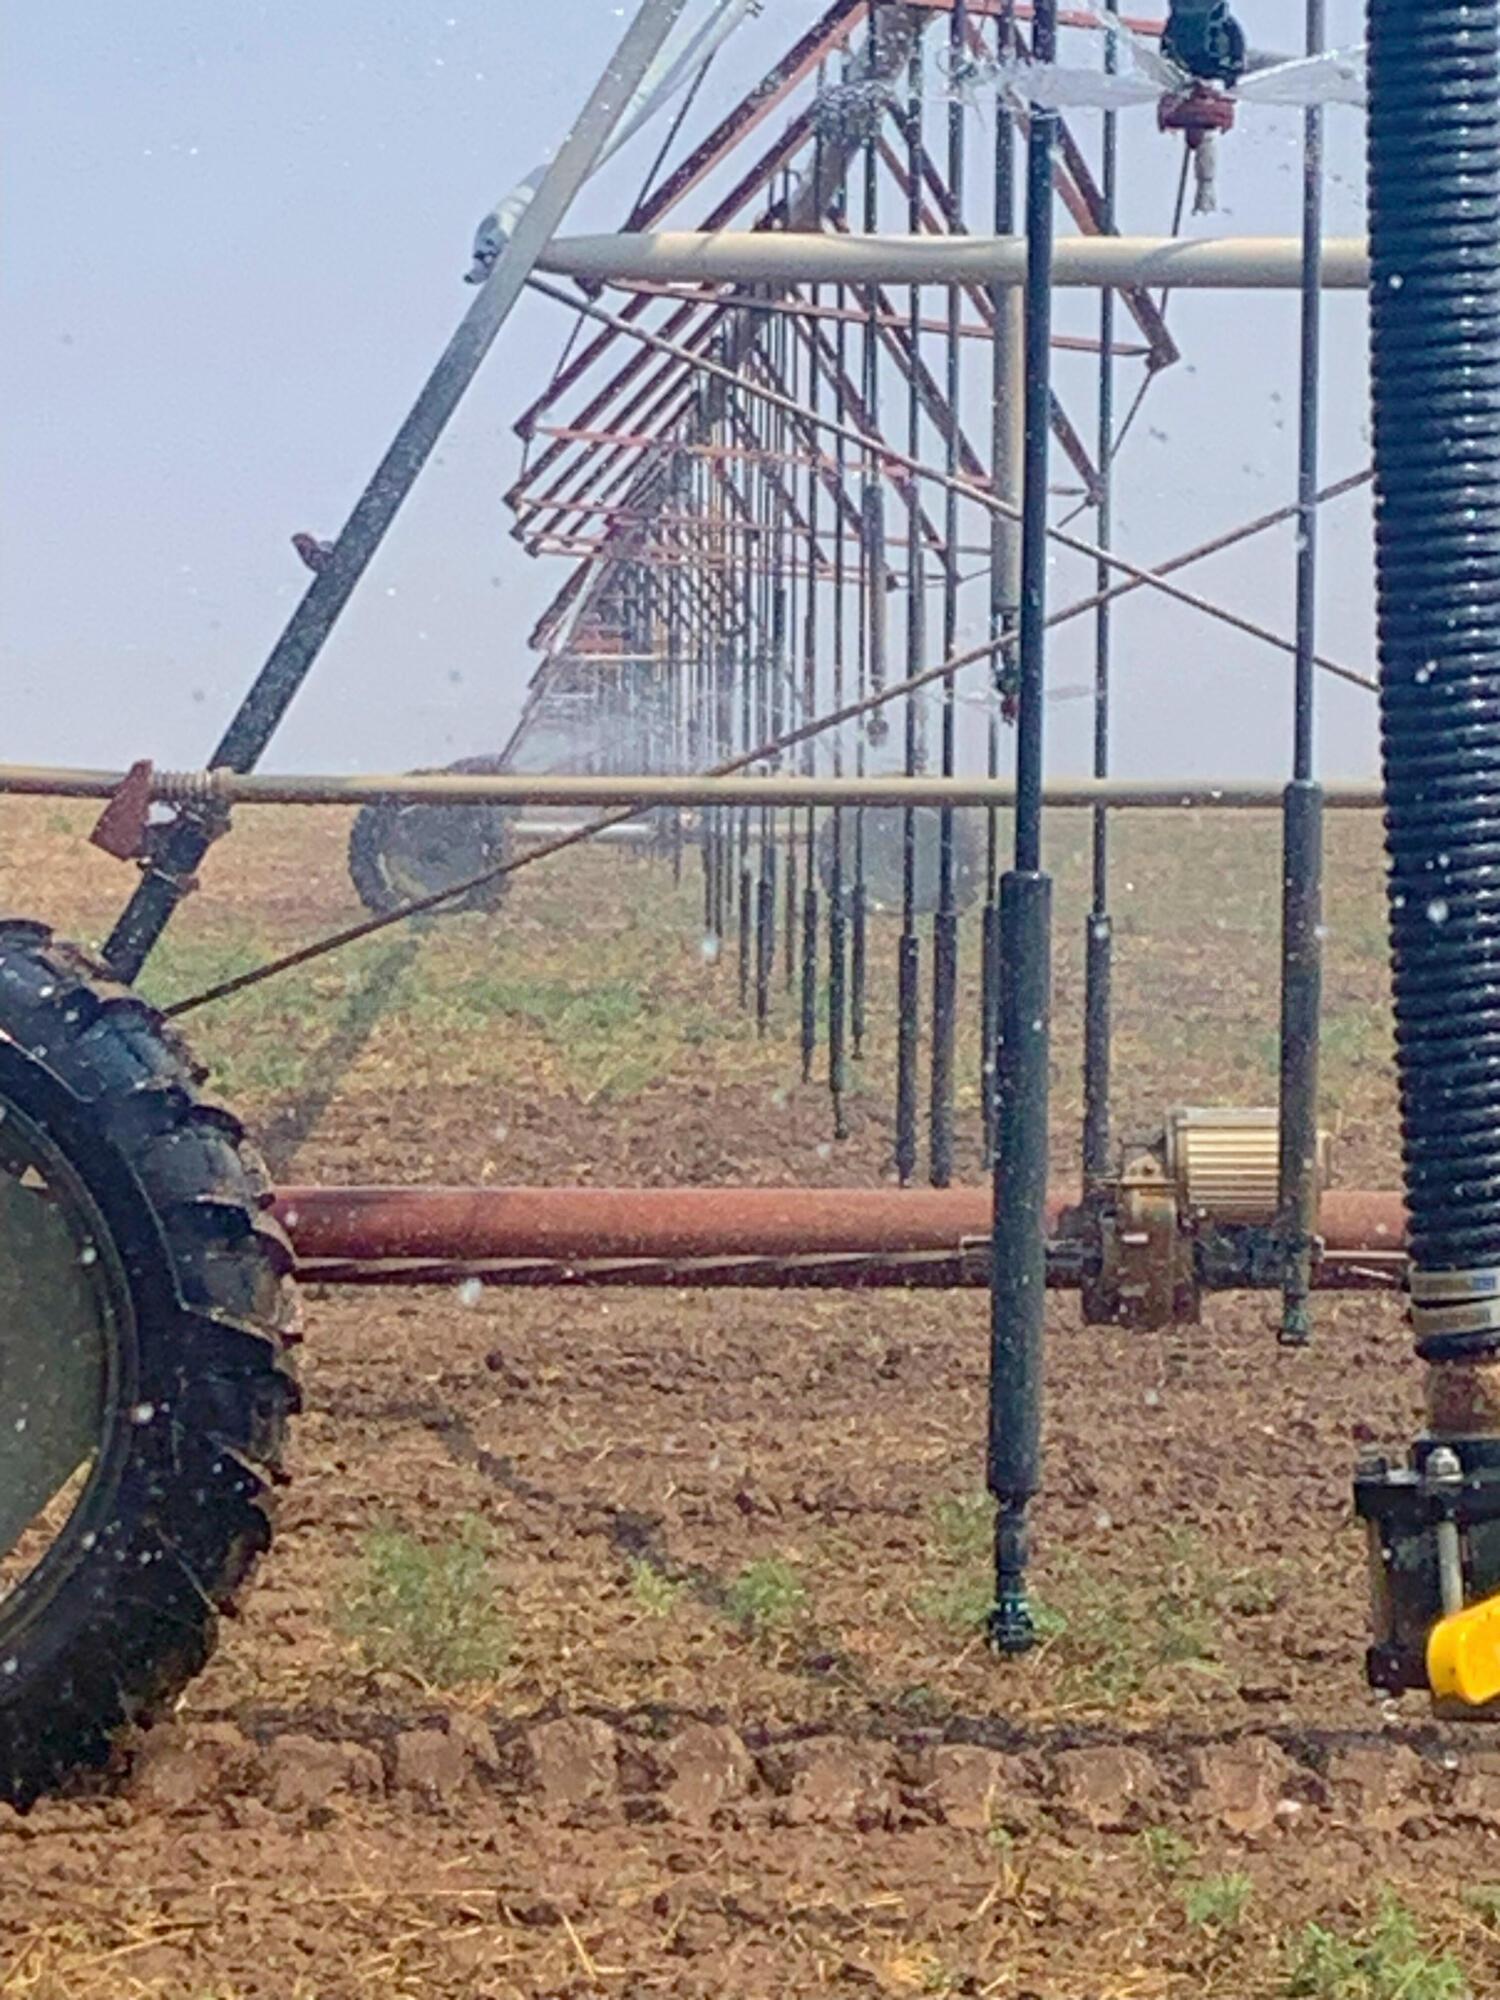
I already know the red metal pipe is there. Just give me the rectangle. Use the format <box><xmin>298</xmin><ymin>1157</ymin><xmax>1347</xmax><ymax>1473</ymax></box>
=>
<box><xmin>274</xmin><ymin>1185</ymin><xmax>1409</xmax><ymax>1266</ymax></box>
<box><xmin>276</xmin><ymin>1185</ymin><xmax>1051</xmax><ymax>1263</ymax></box>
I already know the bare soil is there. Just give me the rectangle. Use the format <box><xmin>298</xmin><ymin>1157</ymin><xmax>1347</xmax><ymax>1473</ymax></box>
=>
<box><xmin>2</xmin><ymin>797</ymin><xmax>1493</xmax><ymax>2000</ymax></box>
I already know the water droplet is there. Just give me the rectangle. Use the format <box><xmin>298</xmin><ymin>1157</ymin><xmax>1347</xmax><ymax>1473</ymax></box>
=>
<box><xmin>457</xmin><ymin>1278</ymin><xmax>483</xmax><ymax>1308</ymax></box>
<box><xmin>79</xmin><ymin>1244</ymin><xmax>97</xmax><ymax>1266</ymax></box>
<box><xmin>700</xmin><ymin>935</ymin><xmax>722</xmax><ymax>965</ymax></box>
<box><xmin>131</xmin><ymin>1402</ymin><xmax>155</xmax><ymax>1425</ymax></box>
<box><xmin>1428</xmin><ymin>898</ymin><xmax>1450</xmax><ymax>925</ymax></box>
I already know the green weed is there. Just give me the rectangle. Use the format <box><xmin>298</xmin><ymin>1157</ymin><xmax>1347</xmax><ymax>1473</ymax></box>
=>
<box><xmin>922</xmin><ymin>1575</ymin><xmax>995</xmax><ymax>1636</ymax></box>
<box><xmin>441</xmin><ymin>972</ymin><xmax>644</xmax><ymax>1036</ymax></box>
<box><xmin>627</xmin><ymin>1557</ymin><xmax>686</xmax><ymax>1618</ymax></box>
<box><xmin>930</xmin><ymin>1492</ymin><xmax>992</xmax><ymax>1566</ymax></box>
<box><xmin>919</xmin><ymin>1492</ymin><xmax>991</xmax><ymax>1634</ymax></box>
<box><xmin>1139</xmin><ymin>1825</ymin><xmax>1196</xmax><ymax>1878</ymax></box>
<box><xmin>1027</xmin><ymin>1533</ymin><xmax>1282</xmax><ymax>1707</ymax></box>
<box><xmin>1183</xmin><ymin>1872</ymin><xmax>1253</xmax><ymax>1934</ymax></box>
<box><xmin>1284</xmin><ymin>1896</ymin><xmax>1469</xmax><ymax>2000</ymax></box>
<box><xmin>1461</xmin><ymin>1884</ymin><xmax>1500</xmax><ymax>1925</ymax></box>
<box><xmin>339</xmin><ymin>1518</ymin><xmax>510</xmax><ymax>1689</ymax></box>
<box><xmin>724</xmin><ymin>1557</ymin><xmax>807</xmax><ymax>1636</ymax></box>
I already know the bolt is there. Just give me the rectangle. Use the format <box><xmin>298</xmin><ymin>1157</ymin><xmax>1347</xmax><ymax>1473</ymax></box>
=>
<box><xmin>1426</xmin><ymin>1444</ymin><xmax>1463</xmax><ymax>1486</ymax></box>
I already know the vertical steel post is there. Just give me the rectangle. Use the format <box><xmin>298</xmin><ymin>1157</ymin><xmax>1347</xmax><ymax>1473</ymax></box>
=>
<box><xmin>851</xmin><ymin>98</ymin><xmax>881</xmax><ymax>1066</ymax></box>
<box><xmin>1082</xmin><ymin>7</ymin><xmax>1118</xmax><ymax>1191</ymax></box>
<box><xmin>756</xmin><ymin>369</ymin><xmax>777</xmax><ymax>1035</ymax></box>
<box><xmin>103</xmin><ymin>0</ymin><xmax>691</xmax><ymax>980</ymax></box>
<box><xmin>988</xmin><ymin>0</ymin><xmax>1057</xmax><ymax>1655</ymax></box>
<box><xmin>800</xmin><ymin>115</ymin><xmax>826</xmax><ymax>1085</ymax></box>
<box><xmin>895</xmin><ymin>38</ymin><xmax>926</xmax><ymax>1188</ymax></box>
<box><xmin>780</xmin><ymin>294</ymin><xmax>800</xmax><ymax>996</ymax></box>
<box><xmin>826</xmin><ymin>52</ymin><xmax>853</xmax><ymax>1141</ymax></box>
<box><xmin>737</xmin><ymin>411</ymin><xmax>756</xmax><ymax>1010</ymax></box>
<box><xmin>983</xmin><ymin>2</ymin><xmax>1023</xmax><ymax>1169</ymax></box>
<box><xmin>929</xmin><ymin>0</ymin><xmax>968</xmax><ymax>1188</ymax></box>
<box><xmin>1276</xmin><ymin>0</ymin><xmax>1327</xmax><ymax>1346</ymax></box>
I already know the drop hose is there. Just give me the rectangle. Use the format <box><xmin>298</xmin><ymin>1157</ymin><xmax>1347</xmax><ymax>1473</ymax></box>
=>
<box><xmin>1368</xmin><ymin>0</ymin><xmax>1500</xmax><ymax>1367</ymax></box>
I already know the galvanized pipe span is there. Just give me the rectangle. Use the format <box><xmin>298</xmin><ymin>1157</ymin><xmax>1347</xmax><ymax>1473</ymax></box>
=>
<box><xmin>538</xmin><ymin>232</ymin><xmax>1371</xmax><ymax>291</ymax></box>
<box><xmin>0</xmin><ymin>766</ymin><xmax>1388</xmax><ymax>811</ymax></box>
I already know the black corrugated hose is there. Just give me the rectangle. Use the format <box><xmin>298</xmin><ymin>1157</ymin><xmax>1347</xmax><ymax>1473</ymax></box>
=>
<box><xmin>1368</xmin><ymin>0</ymin><xmax>1500</xmax><ymax>1359</ymax></box>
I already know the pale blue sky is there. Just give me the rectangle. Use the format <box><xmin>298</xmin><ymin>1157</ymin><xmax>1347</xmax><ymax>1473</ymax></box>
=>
<box><xmin>2</xmin><ymin>2</ymin><xmax>1377</xmax><ymax>779</ymax></box>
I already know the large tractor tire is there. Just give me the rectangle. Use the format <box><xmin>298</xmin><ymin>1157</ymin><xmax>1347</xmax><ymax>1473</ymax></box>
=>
<box><xmin>0</xmin><ymin>921</ymin><xmax>298</xmax><ymax>1803</ymax></box>
<box><xmin>347</xmin><ymin>753</ymin><xmax>513</xmax><ymax>917</ymax></box>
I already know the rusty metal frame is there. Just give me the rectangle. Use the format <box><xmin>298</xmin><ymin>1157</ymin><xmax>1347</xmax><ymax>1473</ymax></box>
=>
<box><xmin>504</xmin><ymin>0</ymin><xmax>1185</xmax><ymax>751</ymax></box>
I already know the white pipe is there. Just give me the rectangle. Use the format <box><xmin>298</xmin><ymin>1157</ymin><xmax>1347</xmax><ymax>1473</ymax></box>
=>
<box><xmin>537</xmin><ymin>231</ymin><xmax>1371</xmax><ymax>290</ymax></box>
<box><xmin>0</xmin><ymin>766</ymin><xmax>1384</xmax><ymax>810</ymax></box>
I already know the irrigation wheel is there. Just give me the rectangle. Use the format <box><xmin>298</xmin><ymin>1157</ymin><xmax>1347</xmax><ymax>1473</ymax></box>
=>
<box><xmin>347</xmin><ymin>753</ymin><xmax>514</xmax><ymax>917</ymax></box>
<box><xmin>0</xmin><ymin>921</ymin><xmax>298</xmax><ymax>1804</ymax></box>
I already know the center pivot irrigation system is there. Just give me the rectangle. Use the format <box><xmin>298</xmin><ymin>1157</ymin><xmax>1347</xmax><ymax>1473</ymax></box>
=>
<box><xmin>3</xmin><ymin>0</ymin><xmax>1500</xmax><ymax>1800</ymax></box>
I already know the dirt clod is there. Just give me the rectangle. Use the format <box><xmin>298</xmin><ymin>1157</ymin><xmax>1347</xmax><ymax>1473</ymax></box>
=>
<box><xmin>522</xmin><ymin>1715</ymin><xmax>620</xmax><ymax>1817</ymax></box>
<box><xmin>1052</xmin><ymin>1745</ymin><xmax>1159</xmax><ymax>1832</ymax></box>
<box><xmin>782</xmin><ymin>1741</ymin><xmax>897</xmax><ymax>1829</ymax></box>
<box><xmin>659</xmin><ymin>1721</ymin><xmax>755</xmax><ymax>1825</ymax></box>
<box><xmin>1186</xmin><ymin>1736</ymin><xmax>1301</xmax><ymax>1837</ymax></box>
<box><xmin>262</xmin><ymin>1734</ymin><xmax>384</xmax><ymax>1814</ymax></box>
<box><xmin>129</xmin><ymin>1724</ymin><xmax>253</xmax><ymax>1813</ymax></box>
<box><xmin>1324</xmin><ymin>1742</ymin><xmax>1426</xmax><ymax>1831</ymax></box>
<box><xmin>1447</xmin><ymin>1749</ymin><xmax>1500</xmax><ymax>1828</ymax></box>
<box><xmin>448</xmin><ymin>1712</ymin><xmax>502</xmax><ymax>1776</ymax></box>
<box><xmin>923</xmin><ymin>1745</ymin><xmax>1031</xmax><ymax>1831</ymax></box>
<box><xmin>392</xmin><ymin>1726</ymin><xmax>471</xmax><ymax>1803</ymax></box>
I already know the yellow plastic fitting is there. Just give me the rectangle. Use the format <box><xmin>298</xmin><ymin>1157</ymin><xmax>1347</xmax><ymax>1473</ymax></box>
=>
<box><xmin>1428</xmin><ymin>1593</ymin><xmax>1500</xmax><ymax>1707</ymax></box>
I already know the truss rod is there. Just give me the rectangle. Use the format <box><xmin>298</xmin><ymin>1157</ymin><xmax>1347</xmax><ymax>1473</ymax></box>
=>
<box><xmin>603</xmin><ymin>284</ymin><xmax>1154</xmax><ymax>353</ymax></box>
<box><xmin>527</xmin><ymin>276</ymin><xmax>1375</xmax><ymax>692</ymax></box>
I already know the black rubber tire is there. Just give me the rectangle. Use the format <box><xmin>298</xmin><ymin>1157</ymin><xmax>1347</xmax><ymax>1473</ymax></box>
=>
<box><xmin>0</xmin><ymin>920</ymin><xmax>298</xmax><ymax>1804</ymax></box>
<box><xmin>347</xmin><ymin>754</ymin><xmax>513</xmax><ymax>918</ymax></box>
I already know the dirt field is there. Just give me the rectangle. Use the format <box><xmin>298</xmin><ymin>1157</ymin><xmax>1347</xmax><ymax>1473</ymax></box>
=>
<box><xmin>3</xmin><ymin>794</ymin><xmax>1497</xmax><ymax>2000</ymax></box>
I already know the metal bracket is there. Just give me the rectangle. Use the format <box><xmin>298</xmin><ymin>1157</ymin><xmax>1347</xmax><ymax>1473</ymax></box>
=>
<box><xmin>89</xmin><ymin>760</ymin><xmax>155</xmax><ymax>862</ymax></box>
<box><xmin>1084</xmin><ymin>1150</ymin><xmax>1199</xmax><ymax>1331</ymax></box>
